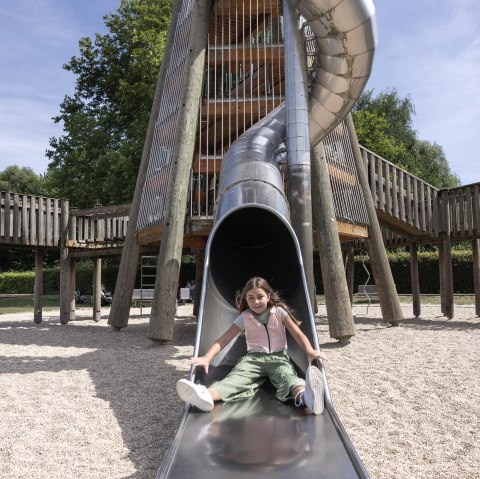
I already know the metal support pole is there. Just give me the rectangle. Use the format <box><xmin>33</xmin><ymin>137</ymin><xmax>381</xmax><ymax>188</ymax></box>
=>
<box><xmin>283</xmin><ymin>0</ymin><xmax>315</xmax><ymax>308</ymax></box>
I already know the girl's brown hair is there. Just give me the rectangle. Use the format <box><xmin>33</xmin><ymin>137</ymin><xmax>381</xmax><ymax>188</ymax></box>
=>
<box><xmin>235</xmin><ymin>276</ymin><xmax>301</xmax><ymax>325</ymax></box>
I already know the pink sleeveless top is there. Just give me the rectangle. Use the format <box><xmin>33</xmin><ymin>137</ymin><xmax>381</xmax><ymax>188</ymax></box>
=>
<box><xmin>241</xmin><ymin>306</ymin><xmax>288</xmax><ymax>353</ymax></box>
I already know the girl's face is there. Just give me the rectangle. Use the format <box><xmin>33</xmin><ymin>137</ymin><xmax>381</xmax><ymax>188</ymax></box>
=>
<box><xmin>246</xmin><ymin>287</ymin><xmax>270</xmax><ymax>315</ymax></box>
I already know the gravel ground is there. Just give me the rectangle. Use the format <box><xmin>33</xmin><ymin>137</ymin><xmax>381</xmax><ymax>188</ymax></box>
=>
<box><xmin>0</xmin><ymin>303</ymin><xmax>479</xmax><ymax>479</ymax></box>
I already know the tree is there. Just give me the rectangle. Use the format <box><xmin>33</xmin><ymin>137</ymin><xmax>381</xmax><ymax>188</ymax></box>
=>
<box><xmin>0</xmin><ymin>165</ymin><xmax>46</xmax><ymax>195</ymax></box>
<box><xmin>413</xmin><ymin>140</ymin><xmax>459</xmax><ymax>188</ymax></box>
<box><xmin>351</xmin><ymin>109</ymin><xmax>406</xmax><ymax>161</ymax></box>
<box><xmin>45</xmin><ymin>0</ymin><xmax>173</xmax><ymax>208</ymax></box>
<box><xmin>353</xmin><ymin>89</ymin><xmax>460</xmax><ymax>188</ymax></box>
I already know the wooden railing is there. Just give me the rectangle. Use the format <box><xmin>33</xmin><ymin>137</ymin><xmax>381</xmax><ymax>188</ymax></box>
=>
<box><xmin>0</xmin><ymin>191</ymin><xmax>64</xmax><ymax>247</ymax></box>
<box><xmin>0</xmin><ymin>192</ymin><xmax>131</xmax><ymax>250</ymax></box>
<box><xmin>66</xmin><ymin>204</ymin><xmax>131</xmax><ymax>248</ymax></box>
<box><xmin>437</xmin><ymin>183</ymin><xmax>480</xmax><ymax>240</ymax></box>
<box><xmin>2</xmin><ymin>169</ymin><xmax>480</xmax><ymax>251</ymax></box>
<box><xmin>360</xmin><ymin>147</ymin><xmax>439</xmax><ymax>238</ymax></box>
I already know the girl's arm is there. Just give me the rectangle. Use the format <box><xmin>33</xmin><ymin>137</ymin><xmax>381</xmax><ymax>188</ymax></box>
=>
<box><xmin>284</xmin><ymin>315</ymin><xmax>328</xmax><ymax>364</ymax></box>
<box><xmin>188</xmin><ymin>324</ymin><xmax>242</xmax><ymax>374</ymax></box>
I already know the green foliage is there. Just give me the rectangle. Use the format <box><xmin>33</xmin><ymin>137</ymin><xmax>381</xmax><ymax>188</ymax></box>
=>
<box><xmin>45</xmin><ymin>0</ymin><xmax>173</xmax><ymax>208</ymax></box>
<box><xmin>0</xmin><ymin>249</ymin><xmax>60</xmax><ymax>273</ymax></box>
<box><xmin>0</xmin><ymin>271</ymin><xmax>35</xmax><ymax>294</ymax></box>
<box><xmin>352</xmin><ymin>110</ymin><xmax>406</xmax><ymax>160</ymax></box>
<box><xmin>313</xmin><ymin>249</ymin><xmax>476</xmax><ymax>295</ymax></box>
<box><xmin>0</xmin><ymin>257</ymin><xmax>196</xmax><ymax>295</ymax></box>
<box><xmin>0</xmin><ymin>166</ymin><xmax>46</xmax><ymax>195</ymax></box>
<box><xmin>353</xmin><ymin>89</ymin><xmax>460</xmax><ymax>188</ymax></box>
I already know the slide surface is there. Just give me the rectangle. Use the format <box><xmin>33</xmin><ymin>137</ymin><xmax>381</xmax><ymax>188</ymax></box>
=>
<box><xmin>156</xmin><ymin>0</ymin><xmax>376</xmax><ymax>476</ymax></box>
<box><xmin>157</xmin><ymin>204</ymin><xmax>369</xmax><ymax>479</ymax></box>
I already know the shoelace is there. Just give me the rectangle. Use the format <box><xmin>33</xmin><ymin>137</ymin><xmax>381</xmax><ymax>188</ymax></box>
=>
<box><xmin>294</xmin><ymin>389</ymin><xmax>306</xmax><ymax>407</ymax></box>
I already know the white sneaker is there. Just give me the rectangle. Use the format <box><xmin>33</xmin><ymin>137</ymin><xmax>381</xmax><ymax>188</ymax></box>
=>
<box><xmin>176</xmin><ymin>379</ymin><xmax>214</xmax><ymax>412</ymax></box>
<box><xmin>304</xmin><ymin>365</ymin><xmax>324</xmax><ymax>415</ymax></box>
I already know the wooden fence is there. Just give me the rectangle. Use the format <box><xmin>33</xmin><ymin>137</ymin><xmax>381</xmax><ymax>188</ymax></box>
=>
<box><xmin>0</xmin><ymin>191</ymin><xmax>64</xmax><ymax>247</ymax></box>
<box><xmin>0</xmin><ymin>192</ymin><xmax>131</xmax><ymax>250</ymax></box>
<box><xmin>2</xmin><ymin>170</ymin><xmax>480</xmax><ymax>250</ymax></box>
<box><xmin>361</xmin><ymin>147</ymin><xmax>439</xmax><ymax>238</ymax></box>
<box><xmin>67</xmin><ymin>204</ymin><xmax>131</xmax><ymax>248</ymax></box>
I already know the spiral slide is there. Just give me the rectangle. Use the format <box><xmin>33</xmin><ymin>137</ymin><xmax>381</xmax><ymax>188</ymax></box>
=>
<box><xmin>156</xmin><ymin>1</ymin><xmax>376</xmax><ymax>477</ymax></box>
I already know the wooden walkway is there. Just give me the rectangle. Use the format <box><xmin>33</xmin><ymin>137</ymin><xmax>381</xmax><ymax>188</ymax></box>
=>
<box><xmin>2</xmin><ymin>154</ymin><xmax>479</xmax><ymax>251</ymax></box>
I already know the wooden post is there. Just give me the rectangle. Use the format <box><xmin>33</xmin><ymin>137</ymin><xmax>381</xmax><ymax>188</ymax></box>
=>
<box><xmin>93</xmin><ymin>258</ymin><xmax>102</xmax><ymax>322</ymax></box>
<box><xmin>345</xmin><ymin>242</ymin><xmax>355</xmax><ymax>304</ymax></box>
<box><xmin>148</xmin><ymin>0</ymin><xmax>212</xmax><ymax>341</ymax></box>
<box><xmin>345</xmin><ymin>113</ymin><xmax>404</xmax><ymax>325</ymax></box>
<box><xmin>108</xmin><ymin>0</ymin><xmax>185</xmax><ymax>330</ymax></box>
<box><xmin>59</xmin><ymin>199</ymin><xmax>73</xmax><ymax>324</ymax></box>
<box><xmin>311</xmin><ymin>142</ymin><xmax>355</xmax><ymax>341</ymax></box>
<box><xmin>438</xmin><ymin>242</ymin><xmax>446</xmax><ymax>315</ymax></box>
<box><xmin>473</xmin><ymin>239</ymin><xmax>480</xmax><ymax>317</ymax></box>
<box><xmin>193</xmin><ymin>248</ymin><xmax>205</xmax><ymax>317</ymax></box>
<box><xmin>409</xmin><ymin>242</ymin><xmax>421</xmax><ymax>318</ymax></box>
<box><xmin>443</xmin><ymin>237</ymin><xmax>454</xmax><ymax>319</ymax></box>
<box><xmin>69</xmin><ymin>260</ymin><xmax>76</xmax><ymax>320</ymax></box>
<box><xmin>439</xmin><ymin>189</ymin><xmax>454</xmax><ymax>318</ymax></box>
<box><xmin>34</xmin><ymin>248</ymin><xmax>44</xmax><ymax>324</ymax></box>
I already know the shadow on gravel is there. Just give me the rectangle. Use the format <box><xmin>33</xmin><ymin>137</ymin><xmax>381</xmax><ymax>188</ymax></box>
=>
<box><xmin>0</xmin><ymin>309</ymin><xmax>197</xmax><ymax>479</ymax></box>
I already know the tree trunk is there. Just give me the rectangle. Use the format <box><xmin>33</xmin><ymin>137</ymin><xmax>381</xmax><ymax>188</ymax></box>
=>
<box><xmin>148</xmin><ymin>0</ymin><xmax>213</xmax><ymax>341</ymax></box>
<box><xmin>344</xmin><ymin>113</ymin><xmax>404</xmax><ymax>325</ymax></box>
<box><xmin>108</xmin><ymin>0</ymin><xmax>185</xmax><ymax>329</ymax></box>
<box><xmin>311</xmin><ymin>142</ymin><xmax>356</xmax><ymax>341</ymax></box>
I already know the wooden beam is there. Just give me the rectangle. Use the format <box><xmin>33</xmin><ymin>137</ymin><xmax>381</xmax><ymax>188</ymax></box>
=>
<box><xmin>410</xmin><ymin>242</ymin><xmax>421</xmax><ymax>318</ymax></box>
<box><xmin>207</xmin><ymin>45</ymin><xmax>284</xmax><ymax>65</ymax></box>
<box><xmin>108</xmin><ymin>0</ymin><xmax>185</xmax><ymax>330</ymax></box>
<box><xmin>34</xmin><ymin>248</ymin><xmax>43</xmax><ymax>324</ymax></box>
<box><xmin>70</xmin><ymin>203</ymin><xmax>131</xmax><ymax>219</ymax></box>
<box><xmin>148</xmin><ymin>0</ymin><xmax>213</xmax><ymax>341</ymax></box>
<box><xmin>345</xmin><ymin>113</ymin><xmax>404</xmax><ymax>325</ymax></box>
<box><xmin>473</xmin><ymin>239</ymin><xmax>480</xmax><ymax>317</ymax></box>
<box><xmin>312</xmin><ymin>142</ymin><xmax>356</xmax><ymax>341</ymax></box>
<box><xmin>192</xmin><ymin>157</ymin><xmax>222</xmax><ymax>173</ymax></box>
<box><xmin>336</xmin><ymin>221</ymin><xmax>368</xmax><ymax>239</ymax></box>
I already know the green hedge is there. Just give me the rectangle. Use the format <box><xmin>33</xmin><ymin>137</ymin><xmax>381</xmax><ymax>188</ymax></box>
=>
<box><xmin>313</xmin><ymin>249</ymin><xmax>475</xmax><ymax>295</ymax></box>
<box><xmin>0</xmin><ymin>250</ymin><xmax>475</xmax><ymax>295</ymax></box>
<box><xmin>0</xmin><ymin>259</ymin><xmax>197</xmax><ymax>295</ymax></box>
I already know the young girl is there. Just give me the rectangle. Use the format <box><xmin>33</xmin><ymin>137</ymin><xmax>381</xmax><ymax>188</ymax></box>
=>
<box><xmin>177</xmin><ymin>277</ymin><xmax>328</xmax><ymax>415</ymax></box>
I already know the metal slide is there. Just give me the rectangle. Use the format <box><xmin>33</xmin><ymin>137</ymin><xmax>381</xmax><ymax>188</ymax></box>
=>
<box><xmin>156</xmin><ymin>1</ymin><xmax>376</xmax><ymax>477</ymax></box>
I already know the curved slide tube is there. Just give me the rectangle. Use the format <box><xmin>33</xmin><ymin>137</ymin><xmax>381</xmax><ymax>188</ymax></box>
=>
<box><xmin>156</xmin><ymin>1</ymin><xmax>376</xmax><ymax>477</ymax></box>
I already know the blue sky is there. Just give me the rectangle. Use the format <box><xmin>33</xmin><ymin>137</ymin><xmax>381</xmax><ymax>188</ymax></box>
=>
<box><xmin>0</xmin><ymin>0</ymin><xmax>479</xmax><ymax>185</ymax></box>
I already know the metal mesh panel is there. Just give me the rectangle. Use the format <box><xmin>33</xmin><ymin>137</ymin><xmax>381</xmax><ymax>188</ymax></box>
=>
<box><xmin>189</xmin><ymin>0</ymin><xmax>284</xmax><ymax>218</ymax></box>
<box><xmin>137</xmin><ymin>1</ymin><xmax>196</xmax><ymax>231</ymax></box>
<box><xmin>323</xmin><ymin>121</ymin><xmax>369</xmax><ymax>226</ymax></box>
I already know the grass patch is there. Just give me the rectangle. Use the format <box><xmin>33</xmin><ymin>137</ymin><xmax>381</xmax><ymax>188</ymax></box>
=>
<box><xmin>0</xmin><ymin>294</ymin><xmax>92</xmax><ymax>315</ymax></box>
<box><xmin>317</xmin><ymin>294</ymin><xmax>476</xmax><ymax>306</ymax></box>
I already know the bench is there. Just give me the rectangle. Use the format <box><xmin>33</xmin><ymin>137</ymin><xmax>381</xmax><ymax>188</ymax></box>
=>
<box><xmin>357</xmin><ymin>284</ymin><xmax>377</xmax><ymax>295</ymax></box>
<box><xmin>132</xmin><ymin>289</ymin><xmax>155</xmax><ymax>301</ymax></box>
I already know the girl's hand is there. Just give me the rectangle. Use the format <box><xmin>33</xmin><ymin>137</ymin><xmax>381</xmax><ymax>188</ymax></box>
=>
<box><xmin>188</xmin><ymin>355</ymin><xmax>212</xmax><ymax>374</ymax></box>
<box><xmin>307</xmin><ymin>349</ymin><xmax>329</xmax><ymax>365</ymax></box>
